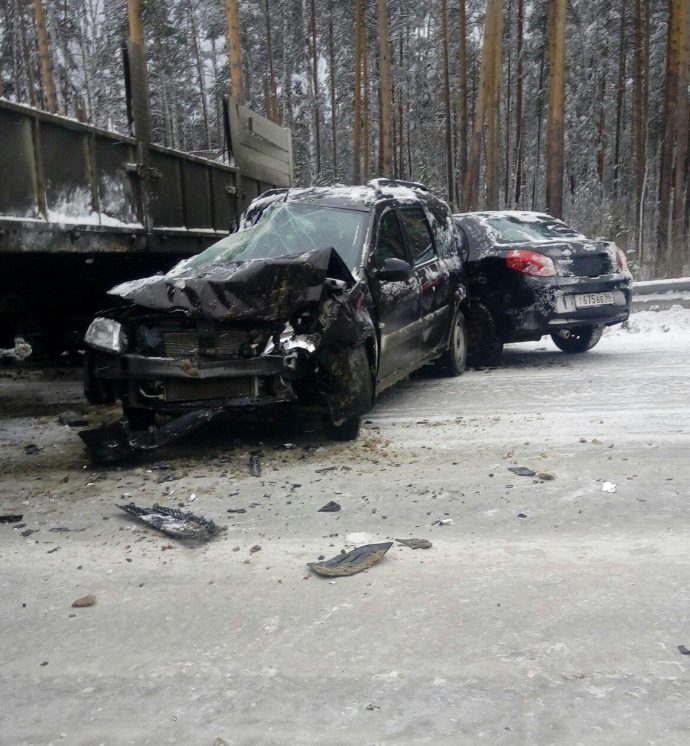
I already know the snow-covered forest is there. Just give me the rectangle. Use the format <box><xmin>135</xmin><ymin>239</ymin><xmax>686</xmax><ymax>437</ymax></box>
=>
<box><xmin>0</xmin><ymin>0</ymin><xmax>688</xmax><ymax>278</ymax></box>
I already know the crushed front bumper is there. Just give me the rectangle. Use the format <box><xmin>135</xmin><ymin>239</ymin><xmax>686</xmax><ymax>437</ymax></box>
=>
<box><xmin>86</xmin><ymin>351</ymin><xmax>300</xmax><ymax>413</ymax></box>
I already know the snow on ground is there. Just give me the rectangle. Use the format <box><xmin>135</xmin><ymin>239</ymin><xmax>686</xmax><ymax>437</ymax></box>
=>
<box><xmin>514</xmin><ymin>304</ymin><xmax>690</xmax><ymax>354</ymax></box>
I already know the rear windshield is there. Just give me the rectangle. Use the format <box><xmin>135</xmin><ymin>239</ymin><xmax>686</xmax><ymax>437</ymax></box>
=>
<box><xmin>479</xmin><ymin>214</ymin><xmax>583</xmax><ymax>244</ymax></box>
<box><xmin>172</xmin><ymin>201</ymin><xmax>369</xmax><ymax>273</ymax></box>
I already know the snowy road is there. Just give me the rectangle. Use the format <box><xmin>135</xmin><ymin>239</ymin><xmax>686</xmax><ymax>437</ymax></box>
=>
<box><xmin>1</xmin><ymin>307</ymin><xmax>690</xmax><ymax>745</ymax></box>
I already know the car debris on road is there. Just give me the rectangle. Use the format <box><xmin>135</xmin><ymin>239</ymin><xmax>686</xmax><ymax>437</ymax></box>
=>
<box><xmin>308</xmin><ymin>542</ymin><xmax>393</xmax><ymax>577</ymax></box>
<box><xmin>318</xmin><ymin>501</ymin><xmax>341</xmax><ymax>512</ymax></box>
<box><xmin>396</xmin><ymin>538</ymin><xmax>432</xmax><ymax>549</ymax></box>
<box><xmin>117</xmin><ymin>502</ymin><xmax>225</xmax><ymax>541</ymax></box>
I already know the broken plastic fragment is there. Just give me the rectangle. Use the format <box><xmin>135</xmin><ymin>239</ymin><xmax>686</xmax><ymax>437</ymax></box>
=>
<box><xmin>0</xmin><ymin>514</ymin><xmax>23</xmax><ymax>524</ymax></box>
<box><xmin>249</xmin><ymin>455</ymin><xmax>262</xmax><ymax>477</ymax></box>
<box><xmin>308</xmin><ymin>542</ymin><xmax>393</xmax><ymax>577</ymax></box>
<box><xmin>79</xmin><ymin>408</ymin><xmax>220</xmax><ymax>463</ymax></box>
<box><xmin>318</xmin><ymin>501</ymin><xmax>341</xmax><ymax>513</ymax></box>
<box><xmin>601</xmin><ymin>481</ymin><xmax>617</xmax><ymax>493</ymax></box>
<box><xmin>396</xmin><ymin>538</ymin><xmax>432</xmax><ymax>550</ymax></box>
<box><xmin>508</xmin><ymin>466</ymin><xmax>536</xmax><ymax>477</ymax></box>
<box><xmin>117</xmin><ymin>502</ymin><xmax>224</xmax><ymax>541</ymax></box>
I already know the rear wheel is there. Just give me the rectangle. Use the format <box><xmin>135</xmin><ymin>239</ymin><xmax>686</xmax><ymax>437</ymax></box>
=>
<box><xmin>467</xmin><ymin>302</ymin><xmax>503</xmax><ymax>367</ymax></box>
<box><xmin>322</xmin><ymin>414</ymin><xmax>361</xmax><ymax>441</ymax></box>
<box><xmin>437</xmin><ymin>309</ymin><xmax>467</xmax><ymax>376</ymax></box>
<box><xmin>551</xmin><ymin>324</ymin><xmax>604</xmax><ymax>353</ymax></box>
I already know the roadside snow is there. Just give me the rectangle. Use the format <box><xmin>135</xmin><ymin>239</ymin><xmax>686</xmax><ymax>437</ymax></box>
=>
<box><xmin>602</xmin><ymin>305</ymin><xmax>690</xmax><ymax>350</ymax></box>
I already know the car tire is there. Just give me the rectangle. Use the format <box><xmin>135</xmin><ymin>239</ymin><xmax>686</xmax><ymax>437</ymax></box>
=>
<box><xmin>437</xmin><ymin>309</ymin><xmax>468</xmax><ymax>376</ymax></box>
<box><xmin>551</xmin><ymin>324</ymin><xmax>604</xmax><ymax>353</ymax></box>
<box><xmin>322</xmin><ymin>414</ymin><xmax>362</xmax><ymax>441</ymax></box>
<box><xmin>467</xmin><ymin>302</ymin><xmax>503</xmax><ymax>367</ymax></box>
<box><xmin>124</xmin><ymin>406</ymin><xmax>156</xmax><ymax>431</ymax></box>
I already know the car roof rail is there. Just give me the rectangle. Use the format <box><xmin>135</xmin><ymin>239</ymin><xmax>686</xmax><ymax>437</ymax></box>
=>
<box><xmin>368</xmin><ymin>178</ymin><xmax>430</xmax><ymax>194</ymax></box>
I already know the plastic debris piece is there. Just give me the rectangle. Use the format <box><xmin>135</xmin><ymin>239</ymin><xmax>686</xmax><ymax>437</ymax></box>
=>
<box><xmin>80</xmin><ymin>408</ymin><xmax>220</xmax><ymax>463</ymax></box>
<box><xmin>227</xmin><ymin>508</ymin><xmax>247</xmax><ymax>514</ymax></box>
<box><xmin>249</xmin><ymin>455</ymin><xmax>262</xmax><ymax>477</ymax></box>
<box><xmin>72</xmin><ymin>594</ymin><xmax>96</xmax><ymax>608</ymax></box>
<box><xmin>396</xmin><ymin>538</ymin><xmax>432</xmax><ymax>550</ymax></box>
<box><xmin>602</xmin><ymin>481</ymin><xmax>617</xmax><ymax>493</ymax></box>
<box><xmin>117</xmin><ymin>502</ymin><xmax>224</xmax><ymax>541</ymax></box>
<box><xmin>0</xmin><ymin>514</ymin><xmax>23</xmax><ymax>524</ymax></box>
<box><xmin>508</xmin><ymin>466</ymin><xmax>536</xmax><ymax>477</ymax></box>
<box><xmin>308</xmin><ymin>542</ymin><xmax>393</xmax><ymax>577</ymax></box>
<box><xmin>318</xmin><ymin>501</ymin><xmax>341</xmax><ymax>513</ymax></box>
<box><xmin>678</xmin><ymin>645</ymin><xmax>690</xmax><ymax>655</ymax></box>
<box><xmin>23</xmin><ymin>444</ymin><xmax>40</xmax><ymax>455</ymax></box>
<box><xmin>536</xmin><ymin>471</ymin><xmax>556</xmax><ymax>480</ymax></box>
<box><xmin>433</xmin><ymin>518</ymin><xmax>453</xmax><ymax>526</ymax></box>
<box><xmin>517</xmin><ymin>513</ymin><xmax>528</xmax><ymax>519</ymax></box>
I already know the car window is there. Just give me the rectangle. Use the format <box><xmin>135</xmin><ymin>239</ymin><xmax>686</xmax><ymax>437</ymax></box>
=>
<box><xmin>427</xmin><ymin>202</ymin><xmax>455</xmax><ymax>257</ymax></box>
<box><xmin>375</xmin><ymin>209</ymin><xmax>407</xmax><ymax>264</ymax></box>
<box><xmin>400</xmin><ymin>207</ymin><xmax>435</xmax><ymax>265</ymax></box>
<box><xmin>480</xmin><ymin>214</ymin><xmax>584</xmax><ymax>244</ymax></box>
<box><xmin>171</xmin><ymin>202</ymin><xmax>369</xmax><ymax>273</ymax></box>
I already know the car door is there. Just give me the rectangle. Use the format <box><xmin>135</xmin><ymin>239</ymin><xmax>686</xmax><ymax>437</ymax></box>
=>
<box><xmin>369</xmin><ymin>206</ymin><xmax>422</xmax><ymax>381</ymax></box>
<box><xmin>398</xmin><ymin>205</ymin><xmax>451</xmax><ymax>355</ymax></box>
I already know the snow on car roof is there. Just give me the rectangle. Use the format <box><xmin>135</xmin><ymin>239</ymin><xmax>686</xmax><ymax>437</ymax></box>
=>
<box><xmin>278</xmin><ymin>182</ymin><xmax>435</xmax><ymax>212</ymax></box>
<box><xmin>453</xmin><ymin>210</ymin><xmax>555</xmax><ymax>222</ymax></box>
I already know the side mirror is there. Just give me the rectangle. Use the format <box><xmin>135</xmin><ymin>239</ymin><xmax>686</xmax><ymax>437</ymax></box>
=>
<box><xmin>376</xmin><ymin>257</ymin><xmax>412</xmax><ymax>282</ymax></box>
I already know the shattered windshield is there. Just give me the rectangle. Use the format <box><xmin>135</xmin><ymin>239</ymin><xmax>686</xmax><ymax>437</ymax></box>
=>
<box><xmin>481</xmin><ymin>214</ymin><xmax>583</xmax><ymax>244</ymax></box>
<box><xmin>174</xmin><ymin>202</ymin><xmax>370</xmax><ymax>273</ymax></box>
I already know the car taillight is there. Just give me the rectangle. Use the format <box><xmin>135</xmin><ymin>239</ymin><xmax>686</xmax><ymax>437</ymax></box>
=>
<box><xmin>505</xmin><ymin>249</ymin><xmax>556</xmax><ymax>277</ymax></box>
<box><xmin>616</xmin><ymin>247</ymin><xmax>628</xmax><ymax>272</ymax></box>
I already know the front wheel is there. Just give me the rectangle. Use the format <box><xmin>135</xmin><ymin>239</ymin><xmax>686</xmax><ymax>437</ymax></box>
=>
<box><xmin>551</xmin><ymin>324</ymin><xmax>604</xmax><ymax>353</ymax></box>
<box><xmin>437</xmin><ymin>309</ymin><xmax>467</xmax><ymax>376</ymax></box>
<box><xmin>322</xmin><ymin>414</ymin><xmax>362</xmax><ymax>441</ymax></box>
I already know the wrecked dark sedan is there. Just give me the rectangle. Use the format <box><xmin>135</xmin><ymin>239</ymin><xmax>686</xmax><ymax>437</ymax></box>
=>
<box><xmin>453</xmin><ymin>211</ymin><xmax>632</xmax><ymax>365</ymax></box>
<box><xmin>84</xmin><ymin>181</ymin><xmax>469</xmax><ymax>444</ymax></box>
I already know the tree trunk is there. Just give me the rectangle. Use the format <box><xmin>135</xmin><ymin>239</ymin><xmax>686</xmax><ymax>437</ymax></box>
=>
<box><xmin>531</xmin><ymin>44</ymin><xmax>546</xmax><ymax>210</ymax></box>
<box><xmin>657</xmin><ymin>0</ymin><xmax>690</xmax><ymax>275</ymax></box>
<box><xmin>189</xmin><ymin>4</ymin><xmax>211</xmax><ymax>149</ymax></box>
<box><xmin>485</xmin><ymin>0</ymin><xmax>503</xmax><ymax>209</ymax></box>
<box><xmin>363</xmin><ymin>18</ymin><xmax>370</xmax><ymax>182</ymax></box>
<box><xmin>224</xmin><ymin>0</ymin><xmax>243</xmax><ymax>101</ymax></box>
<box><xmin>464</xmin><ymin>0</ymin><xmax>502</xmax><ymax>211</ymax></box>
<box><xmin>457</xmin><ymin>0</ymin><xmax>468</xmax><ymax>199</ymax></box>
<box><xmin>670</xmin><ymin>6</ymin><xmax>690</xmax><ymax>276</ymax></box>
<box><xmin>33</xmin><ymin>0</ymin><xmax>56</xmax><ymax>112</ymax></box>
<box><xmin>310</xmin><ymin>0</ymin><xmax>321</xmax><ymax>177</ymax></box>
<box><xmin>504</xmin><ymin>0</ymin><xmax>512</xmax><ymax>207</ymax></box>
<box><xmin>613</xmin><ymin>0</ymin><xmax>627</xmax><ymax>198</ymax></box>
<box><xmin>282</xmin><ymin>4</ymin><xmax>292</xmax><ymax>127</ymax></box>
<box><xmin>353</xmin><ymin>0</ymin><xmax>365</xmax><ymax>183</ymax></box>
<box><xmin>328</xmin><ymin>1</ymin><xmax>338</xmax><ymax>178</ymax></box>
<box><xmin>546</xmin><ymin>0</ymin><xmax>566</xmax><ymax>219</ymax></box>
<box><xmin>264</xmin><ymin>0</ymin><xmax>278</xmax><ymax>122</ymax></box>
<box><xmin>17</xmin><ymin>0</ymin><xmax>37</xmax><ymax>107</ymax></box>
<box><xmin>514</xmin><ymin>0</ymin><xmax>524</xmax><ymax>206</ymax></box>
<box><xmin>377</xmin><ymin>0</ymin><xmax>394</xmax><ymax>178</ymax></box>
<box><xmin>597</xmin><ymin>37</ymin><xmax>608</xmax><ymax>187</ymax></box>
<box><xmin>440</xmin><ymin>0</ymin><xmax>454</xmax><ymax>203</ymax></box>
<box><xmin>633</xmin><ymin>0</ymin><xmax>647</xmax><ymax>257</ymax></box>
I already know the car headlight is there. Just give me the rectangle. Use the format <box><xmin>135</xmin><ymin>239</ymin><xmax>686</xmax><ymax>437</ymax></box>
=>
<box><xmin>84</xmin><ymin>317</ymin><xmax>128</xmax><ymax>353</ymax></box>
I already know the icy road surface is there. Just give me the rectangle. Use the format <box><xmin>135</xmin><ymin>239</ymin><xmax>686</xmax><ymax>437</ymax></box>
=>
<box><xmin>1</xmin><ymin>306</ymin><xmax>690</xmax><ymax>745</ymax></box>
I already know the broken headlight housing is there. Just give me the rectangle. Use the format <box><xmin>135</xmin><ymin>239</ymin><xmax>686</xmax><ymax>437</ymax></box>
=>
<box><xmin>84</xmin><ymin>317</ymin><xmax>128</xmax><ymax>354</ymax></box>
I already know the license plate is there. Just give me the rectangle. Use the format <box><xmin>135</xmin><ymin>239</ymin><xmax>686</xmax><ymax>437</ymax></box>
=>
<box><xmin>574</xmin><ymin>292</ymin><xmax>614</xmax><ymax>308</ymax></box>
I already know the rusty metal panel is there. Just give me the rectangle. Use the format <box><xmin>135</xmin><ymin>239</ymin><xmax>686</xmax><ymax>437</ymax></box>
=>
<box><xmin>210</xmin><ymin>169</ymin><xmax>239</xmax><ymax>232</ymax></box>
<box><xmin>0</xmin><ymin>106</ymin><xmax>39</xmax><ymax>217</ymax></box>
<box><xmin>93</xmin><ymin>135</ymin><xmax>140</xmax><ymax>226</ymax></box>
<box><xmin>39</xmin><ymin>120</ymin><xmax>92</xmax><ymax>218</ymax></box>
<box><xmin>227</xmin><ymin>97</ymin><xmax>293</xmax><ymax>187</ymax></box>
<box><xmin>181</xmin><ymin>160</ymin><xmax>212</xmax><ymax>229</ymax></box>
<box><xmin>149</xmin><ymin>148</ymin><xmax>184</xmax><ymax>228</ymax></box>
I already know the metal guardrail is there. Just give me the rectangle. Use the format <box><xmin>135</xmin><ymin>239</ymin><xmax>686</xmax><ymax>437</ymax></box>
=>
<box><xmin>632</xmin><ymin>277</ymin><xmax>690</xmax><ymax>311</ymax></box>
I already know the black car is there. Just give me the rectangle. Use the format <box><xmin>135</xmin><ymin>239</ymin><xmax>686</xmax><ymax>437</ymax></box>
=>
<box><xmin>83</xmin><ymin>180</ymin><xmax>469</xmax><ymax>445</ymax></box>
<box><xmin>453</xmin><ymin>211</ymin><xmax>632</xmax><ymax>365</ymax></box>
